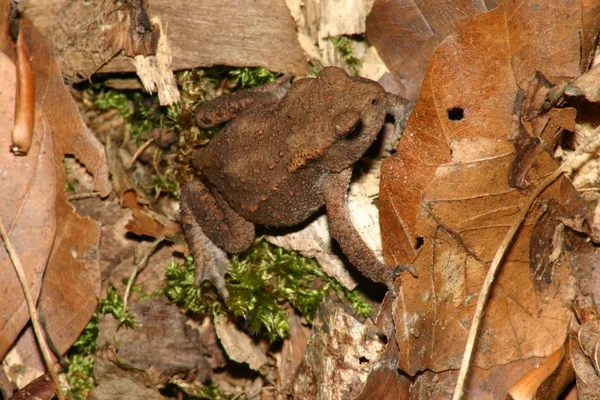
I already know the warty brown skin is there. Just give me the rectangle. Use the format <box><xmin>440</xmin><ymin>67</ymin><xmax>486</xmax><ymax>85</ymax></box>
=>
<box><xmin>182</xmin><ymin>66</ymin><xmax>415</xmax><ymax>294</ymax></box>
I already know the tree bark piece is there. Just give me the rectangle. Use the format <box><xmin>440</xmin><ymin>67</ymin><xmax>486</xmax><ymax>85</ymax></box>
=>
<box><xmin>23</xmin><ymin>0</ymin><xmax>310</xmax><ymax>81</ymax></box>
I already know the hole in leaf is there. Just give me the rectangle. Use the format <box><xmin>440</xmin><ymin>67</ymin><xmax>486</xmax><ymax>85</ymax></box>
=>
<box><xmin>447</xmin><ymin>107</ymin><xmax>464</xmax><ymax>121</ymax></box>
<box><xmin>415</xmin><ymin>236</ymin><xmax>424</xmax><ymax>249</ymax></box>
<box><xmin>358</xmin><ymin>356</ymin><xmax>369</xmax><ymax>364</ymax></box>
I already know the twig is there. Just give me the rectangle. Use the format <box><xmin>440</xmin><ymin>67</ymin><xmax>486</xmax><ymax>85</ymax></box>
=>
<box><xmin>452</xmin><ymin>127</ymin><xmax>600</xmax><ymax>400</ymax></box>
<box><xmin>67</xmin><ymin>191</ymin><xmax>102</xmax><ymax>200</ymax></box>
<box><xmin>128</xmin><ymin>137</ymin><xmax>155</xmax><ymax>169</ymax></box>
<box><xmin>122</xmin><ymin>236</ymin><xmax>164</xmax><ymax>319</ymax></box>
<box><xmin>0</xmin><ymin>215</ymin><xmax>66</xmax><ymax>400</ymax></box>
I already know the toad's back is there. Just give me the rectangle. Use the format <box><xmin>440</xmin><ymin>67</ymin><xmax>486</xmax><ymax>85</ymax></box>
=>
<box><xmin>192</xmin><ymin>67</ymin><xmax>389</xmax><ymax>226</ymax></box>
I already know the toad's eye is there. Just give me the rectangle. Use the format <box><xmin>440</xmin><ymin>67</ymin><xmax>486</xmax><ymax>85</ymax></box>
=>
<box><xmin>371</xmin><ymin>98</ymin><xmax>379</xmax><ymax>105</ymax></box>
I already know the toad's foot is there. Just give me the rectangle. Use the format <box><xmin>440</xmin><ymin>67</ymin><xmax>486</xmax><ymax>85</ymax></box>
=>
<box><xmin>385</xmin><ymin>264</ymin><xmax>418</xmax><ymax>297</ymax></box>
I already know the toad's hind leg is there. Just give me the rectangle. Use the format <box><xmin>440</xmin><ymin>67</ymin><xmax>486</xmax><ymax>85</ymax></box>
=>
<box><xmin>180</xmin><ymin>180</ymin><xmax>255</xmax><ymax>254</ymax></box>
<box><xmin>180</xmin><ymin>181</ymin><xmax>256</xmax><ymax>300</ymax></box>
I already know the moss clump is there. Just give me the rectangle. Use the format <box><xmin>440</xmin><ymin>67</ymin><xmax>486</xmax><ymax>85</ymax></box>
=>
<box><xmin>98</xmin><ymin>286</ymin><xmax>136</xmax><ymax>328</ymax></box>
<box><xmin>64</xmin><ymin>314</ymin><xmax>98</xmax><ymax>400</ymax></box>
<box><xmin>228</xmin><ymin>67</ymin><xmax>280</xmax><ymax>88</ymax></box>
<box><xmin>164</xmin><ymin>257</ymin><xmax>224</xmax><ymax>317</ymax></box>
<box><xmin>164</xmin><ymin>239</ymin><xmax>371</xmax><ymax>343</ymax></box>
<box><xmin>329</xmin><ymin>36</ymin><xmax>362</xmax><ymax>75</ymax></box>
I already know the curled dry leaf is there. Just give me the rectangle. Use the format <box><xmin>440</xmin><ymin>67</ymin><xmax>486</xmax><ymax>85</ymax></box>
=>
<box><xmin>0</xmin><ymin>20</ymin><xmax>109</xmax><ymax>365</ymax></box>
<box><xmin>0</xmin><ymin>50</ymin><xmax>57</xmax><ymax>360</ymax></box>
<box><xmin>571</xmin><ymin>339</ymin><xmax>600</xmax><ymax>398</ymax></box>
<box><xmin>572</xmin><ymin>308</ymin><xmax>600</xmax><ymax>398</ymax></box>
<box><xmin>12</xmin><ymin>28</ymin><xmax>34</xmax><ymax>156</ymax></box>
<box><xmin>378</xmin><ymin>0</ymin><xmax>599</xmax><ymax>388</ymax></box>
<box><xmin>366</xmin><ymin>0</ymin><xmax>493</xmax><ymax>100</ymax></box>
<box><xmin>214</xmin><ymin>317</ymin><xmax>269</xmax><ymax>372</ymax></box>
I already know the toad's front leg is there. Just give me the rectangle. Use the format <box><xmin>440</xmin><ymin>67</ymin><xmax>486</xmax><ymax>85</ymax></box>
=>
<box><xmin>323</xmin><ymin>168</ymin><xmax>417</xmax><ymax>295</ymax></box>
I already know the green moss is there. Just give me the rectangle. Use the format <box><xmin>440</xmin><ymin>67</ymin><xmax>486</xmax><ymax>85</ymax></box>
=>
<box><xmin>165</xmin><ymin>239</ymin><xmax>371</xmax><ymax>343</ymax></box>
<box><xmin>65</xmin><ymin>286</ymin><xmax>146</xmax><ymax>398</ymax></box>
<box><xmin>169</xmin><ymin>379</ymin><xmax>241</xmax><ymax>400</ymax></box>
<box><xmin>329</xmin><ymin>36</ymin><xmax>362</xmax><ymax>75</ymax></box>
<box><xmin>98</xmin><ymin>287</ymin><xmax>136</xmax><ymax>328</ymax></box>
<box><xmin>87</xmin><ymin>87</ymin><xmax>183</xmax><ymax>142</ymax></box>
<box><xmin>92</xmin><ymin>89</ymin><xmax>132</xmax><ymax>117</ymax></box>
<box><xmin>164</xmin><ymin>256</ymin><xmax>224</xmax><ymax>317</ymax></box>
<box><xmin>149</xmin><ymin>174</ymin><xmax>181</xmax><ymax>200</ymax></box>
<box><xmin>65</xmin><ymin>314</ymin><xmax>98</xmax><ymax>400</ymax></box>
<box><xmin>228</xmin><ymin>67</ymin><xmax>280</xmax><ymax>88</ymax></box>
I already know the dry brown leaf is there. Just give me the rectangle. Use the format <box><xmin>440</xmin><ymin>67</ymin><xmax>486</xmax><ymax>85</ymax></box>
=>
<box><xmin>366</xmin><ymin>0</ymin><xmax>493</xmax><ymax>100</ymax></box>
<box><xmin>7</xmin><ymin>373</ymin><xmax>56</xmax><ymax>400</ymax></box>
<box><xmin>403</xmin><ymin>359</ymin><xmax>551</xmax><ymax>400</ymax></box>
<box><xmin>214</xmin><ymin>318</ymin><xmax>269</xmax><ymax>372</ymax></box>
<box><xmin>122</xmin><ymin>190</ymin><xmax>181</xmax><ymax>239</ymax></box>
<box><xmin>378</xmin><ymin>0</ymin><xmax>598</xmax><ymax>387</ymax></box>
<box><xmin>25</xmin><ymin>21</ymin><xmax>107</xmax><ymax>357</ymax></box>
<box><xmin>0</xmin><ymin>51</ymin><xmax>57</xmax><ymax>360</ymax></box>
<box><xmin>570</xmin><ymin>307</ymin><xmax>600</xmax><ymax>397</ymax></box>
<box><xmin>0</xmin><ymin>18</ymin><xmax>109</xmax><ymax>364</ymax></box>
<box><xmin>571</xmin><ymin>340</ymin><xmax>600</xmax><ymax>398</ymax></box>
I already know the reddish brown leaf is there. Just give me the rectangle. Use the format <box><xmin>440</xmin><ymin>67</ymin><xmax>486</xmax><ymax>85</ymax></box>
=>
<box><xmin>23</xmin><ymin>20</ymin><xmax>109</xmax><ymax>197</ymax></box>
<box><xmin>0</xmin><ymin>51</ymin><xmax>57</xmax><ymax>359</ymax></box>
<box><xmin>379</xmin><ymin>0</ymin><xmax>597</xmax><ymax>385</ymax></box>
<box><xmin>366</xmin><ymin>0</ymin><xmax>492</xmax><ymax>100</ymax></box>
<box><xmin>0</xmin><ymin>20</ymin><xmax>109</xmax><ymax>361</ymax></box>
<box><xmin>26</xmin><ymin>21</ymin><xmax>107</xmax><ymax>357</ymax></box>
<box><xmin>7</xmin><ymin>373</ymin><xmax>56</xmax><ymax>400</ymax></box>
<box><xmin>122</xmin><ymin>190</ymin><xmax>181</xmax><ymax>238</ymax></box>
<box><xmin>12</xmin><ymin>28</ymin><xmax>34</xmax><ymax>156</ymax></box>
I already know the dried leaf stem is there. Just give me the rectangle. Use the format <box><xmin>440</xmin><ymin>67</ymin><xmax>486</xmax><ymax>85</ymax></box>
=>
<box><xmin>122</xmin><ymin>236</ymin><xmax>164</xmax><ymax>318</ymax></box>
<box><xmin>0</xmin><ymin>215</ymin><xmax>65</xmax><ymax>400</ymax></box>
<box><xmin>452</xmin><ymin>127</ymin><xmax>600</xmax><ymax>400</ymax></box>
<box><xmin>128</xmin><ymin>137</ymin><xmax>155</xmax><ymax>169</ymax></box>
<box><xmin>12</xmin><ymin>28</ymin><xmax>35</xmax><ymax>156</ymax></box>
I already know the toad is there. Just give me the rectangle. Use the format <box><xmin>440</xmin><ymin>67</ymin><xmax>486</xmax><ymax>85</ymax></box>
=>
<box><xmin>180</xmin><ymin>67</ymin><xmax>415</xmax><ymax>298</ymax></box>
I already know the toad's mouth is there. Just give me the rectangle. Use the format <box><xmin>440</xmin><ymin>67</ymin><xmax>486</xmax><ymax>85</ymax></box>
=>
<box><xmin>385</xmin><ymin>96</ymin><xmax>414</xmax><ymax>139</ymax></box>
<box><xmin>365</xmin><ymin>99</ymin><xmax>414</xmax><ymax>159</ymax></box>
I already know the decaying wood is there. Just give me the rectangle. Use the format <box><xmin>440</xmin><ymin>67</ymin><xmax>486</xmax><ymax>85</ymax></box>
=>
<box><xmin>22</xmin><ymin>0</ymin><xmax>310</xmax><ymax>81</ymax></box>
<box><xmin>290</xmin><ymin>0</ymin><xmax>374</xmax><ymax>67</ymax></box>
<box><xmin>96</xmin><ymin>298</ymin><xmax>213</xmax><ymax>382</ymax></box>
<box><xmin>292</xmin><ymin>298</ymin><xmax>384</xmax><ymax>399</ymax></box>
